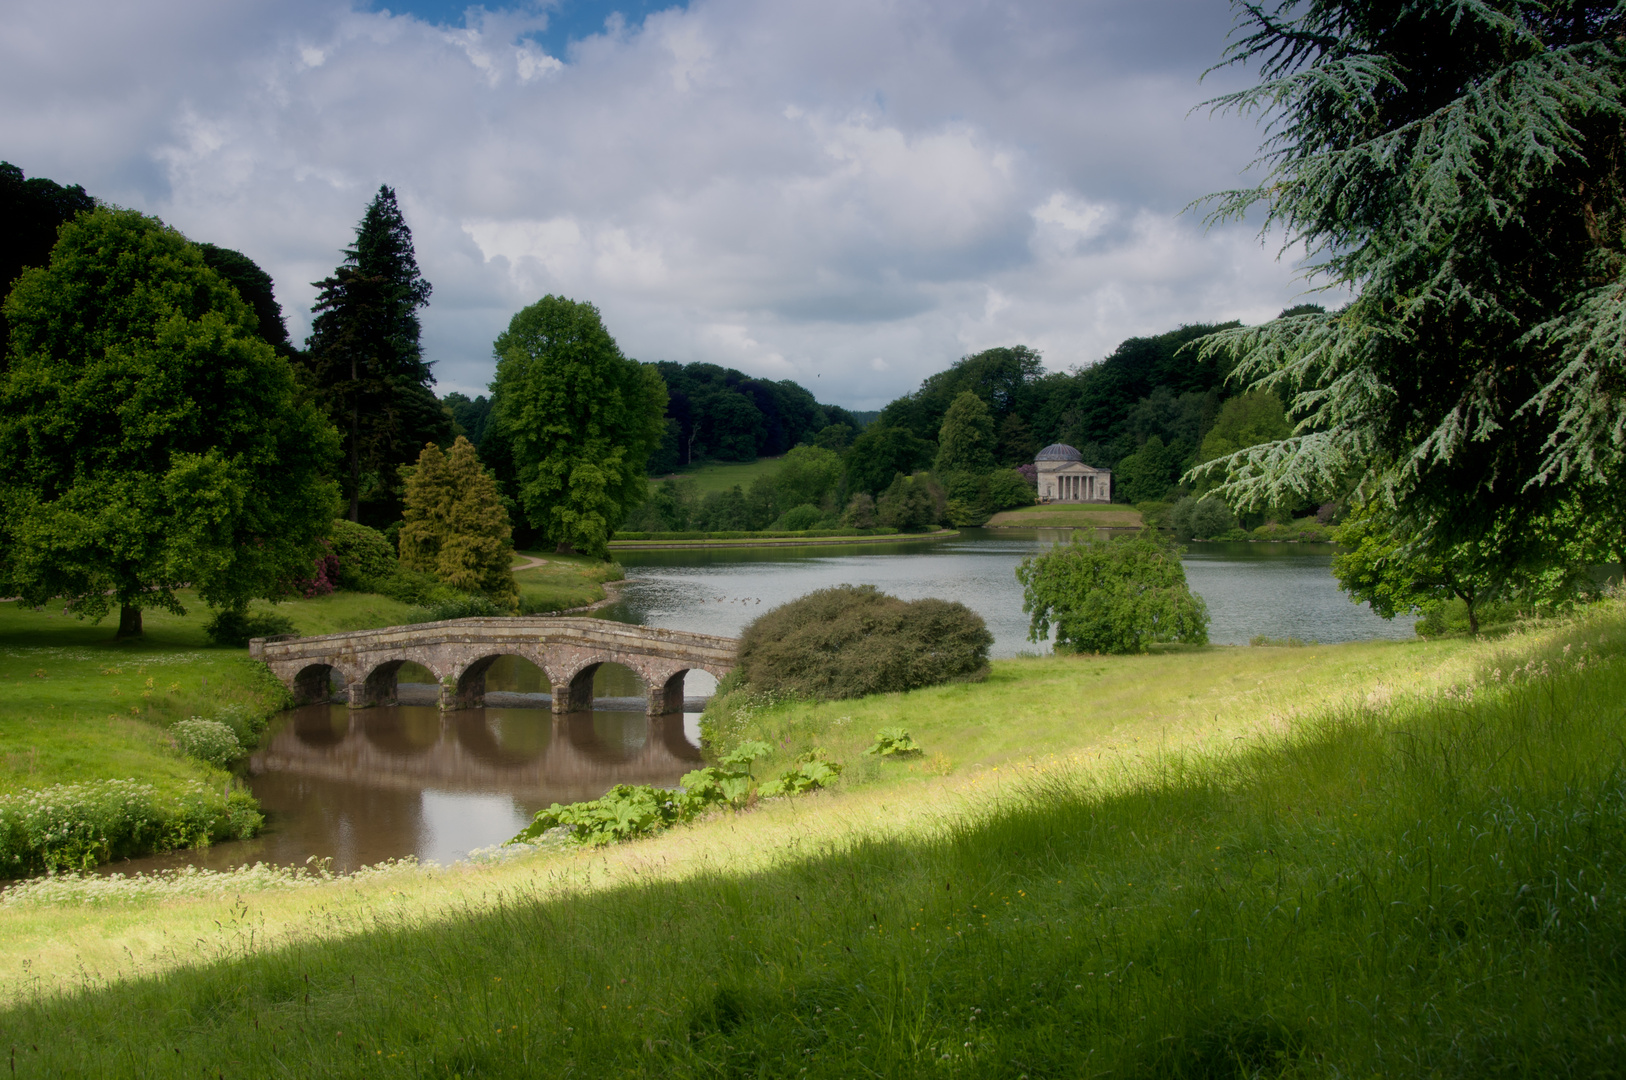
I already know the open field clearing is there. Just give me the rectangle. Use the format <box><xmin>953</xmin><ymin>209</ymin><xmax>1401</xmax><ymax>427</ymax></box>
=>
<box><xmin>0</xmin><ymin>610</ymin><xmax>1619</xmax><ymax>1075</ymax></box>
<box><xmin>651</xmin><ymin>456</ymin><xmax>785</xmax><ymax>495</ymax></box>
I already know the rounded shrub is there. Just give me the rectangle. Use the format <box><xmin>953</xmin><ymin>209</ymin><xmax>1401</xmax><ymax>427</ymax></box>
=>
<box><xmin>204</xmin><ymin>607</ymin><xmax>296</xmax><ymax>647</ymax></box>
<box><xmin>325</xmin><ymin>518</ymin><xmax>399</xmax><ymax>589</ymax></box>
<box><xmin>737</xmin><ymin>584</ymin><xmax>992</xmax><ymax>701</ymax></box>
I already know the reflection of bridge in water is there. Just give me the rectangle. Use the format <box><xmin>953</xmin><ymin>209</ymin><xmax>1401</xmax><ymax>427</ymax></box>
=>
<box><xmin>252</xmin><ymin>705</ymin><xmax>705</xmax><ymax>804</ymax></box>
<box><xmin>250</xmin><ymin>617</ymin><xmax>738</xmax><ymax>716</ymax></box>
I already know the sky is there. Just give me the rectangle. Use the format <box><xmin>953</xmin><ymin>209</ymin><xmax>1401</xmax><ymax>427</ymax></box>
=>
<box><xmin>0</xmin><ymin>0</ymin><xmax>1320</xmax><ymax>409</ymax></box>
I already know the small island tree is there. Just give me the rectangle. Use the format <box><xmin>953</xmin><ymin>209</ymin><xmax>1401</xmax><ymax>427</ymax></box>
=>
<box><xmin>399</xmin><ymin>436</ymin><xmax>518</xmax><ymax>612</ymax></box>
<box><xmin>1016</xmin><ymin>530</ymin><xmax>1208</xmax><ymax>654</ymax></box>
<box><xmin>0</xmin><ymin>208</ymin><xmax>340</xmax><ymax>636</ymax></box>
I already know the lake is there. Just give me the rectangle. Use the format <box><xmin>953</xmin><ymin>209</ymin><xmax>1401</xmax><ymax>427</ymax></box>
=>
<box><xmin>100</xmin><ymin>529</ymin><xmax>1412</xmax><ymax>876</ymax></box>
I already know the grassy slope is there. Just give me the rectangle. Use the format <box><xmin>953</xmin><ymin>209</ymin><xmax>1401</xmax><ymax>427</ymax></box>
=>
<box><xmin>651</xmin><ymin>456</ymin><xmax>784</xmax><ymax>494</ymax></box>
<box><xmin>7</xmin><ymin>617</ymin><xmax>1621</xmax><ymax>1075</ymax></box>
<box><xmin>986</xmin><ymin>503</ymin><xmax>1144</xmax><ymax>528</ymax></box>
<box><xmin>513</xmin><ymin>553</ymin><xmax>624</xmax><ymax>612</ymax></box>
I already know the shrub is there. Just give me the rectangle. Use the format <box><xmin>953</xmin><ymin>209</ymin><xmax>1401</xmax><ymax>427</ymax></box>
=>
<box><xmin>945</xmin><ymin>498</ymin><xmax>989</xmax><ymax>527</ymax></box>
<box><xmin>877</xmin><ymin>474</ymin><xmax>945</xmax><ymax>531</ymax></box>
<box><xmin>170</xmin><ymin>719</ymin><xmax>242</xmax><ymax>768</ymax></box>
<box><xmin>983</xmin><ymin>468</ymin><xmax>1036</xmax><ymax>511</ymax></box>
<box><xmin>1171</xmin><ymin>495</ymin><xmax>1236</xmax><ymax>541</ymax></box>
<box><xmin>771</xmin><ymin>504</ymin><xmax>826</xmax><ymax>531</ymax></box>
<box><xmin>0</xmin><ymin>780</ymin><xmax>263</xmax><ymax>874</ymax></box>
<box><xmin>841</xmin><ymin>493</ymin><xmax>877</xmax><ymax>528</ymax></box>
<box><xmin>737</xmin><ymin>584</ymin><xmax>992</xmax><ymax>701</ymax></box>
<box><xmin>406</xmin><ymin>595</ymin><xmax>505</xmax><ymax>623</ymax></box>
<box><xmin>204</xmin><ymin>608</ymin><xmax>297</xmax><ymax>648</ymax></box>
<box><xmin>862</xmin><ymin>728</ymin><xmax>922</xmax><ymax>757</ymax></box>
<box><xmin>1016</xmin><ymin>530</ymin><xmax>1209</xmax><ymax>654</ymax></box>
<box><xmin>326</xmin><ymin>518</ymin><xmax>398</xmax><ymax>589</ymax></box>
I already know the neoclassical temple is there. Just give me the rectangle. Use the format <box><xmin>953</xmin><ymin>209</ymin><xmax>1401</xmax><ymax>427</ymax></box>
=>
<box><xmin>1035</xmin><ymin>443</ymin><xmax>1112</xmax><ymax>503</ymax></box>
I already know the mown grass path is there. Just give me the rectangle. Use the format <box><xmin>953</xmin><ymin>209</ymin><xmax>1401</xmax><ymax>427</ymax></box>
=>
<box><xmin>2</xmin><ymin>612</ymin><xmax>1619</xmax><ymax>1075</ymax></box>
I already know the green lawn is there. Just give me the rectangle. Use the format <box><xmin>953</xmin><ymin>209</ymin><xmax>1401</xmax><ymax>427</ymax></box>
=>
<box><xmin>651</xmin><ymin>455</ymin><xmax>784</xmax><ymax>494</ymax></box>
<box><xmin>985</xmin><ymin>502</ymin><xmax>1144</xmax><ymax>528</ymax></box>
<box><xmin>513</xmin><ymin>552</ymin><xmax>624</xmax><ymax>613</ymax></box>
<box><xmin>3</xmin><ymin>609</ymin><xmax>1619</xmax><ymax>1075</ymax></box>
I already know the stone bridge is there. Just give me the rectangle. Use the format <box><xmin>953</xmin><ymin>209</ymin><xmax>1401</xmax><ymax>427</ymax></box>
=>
<box><xmin>249</xmin><ymin>617</ymin><xmax>738</xmax><ymax>716</ymax></box>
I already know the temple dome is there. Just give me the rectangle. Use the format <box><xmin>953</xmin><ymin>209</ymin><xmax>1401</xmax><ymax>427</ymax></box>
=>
<box><xmin>1035</xmin><ymin>443</ymin><xmax>1082</xmax><ymax>462</ymax></box>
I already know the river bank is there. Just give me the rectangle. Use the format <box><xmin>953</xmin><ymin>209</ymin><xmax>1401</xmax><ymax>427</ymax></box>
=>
<box><xmin>608</xmin><ymin>528</ymin><xmax>958</xmax><ymax>551</ymax></box>
<box><xmin>0</xmin><ymin>606</ymin><xmax>1617</xmax><ymax>1077</ymax></box>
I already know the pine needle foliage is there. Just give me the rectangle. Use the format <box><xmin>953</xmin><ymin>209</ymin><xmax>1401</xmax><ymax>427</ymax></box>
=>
<box><xmin>1192</xmin><ymin>0</ymin><xmax>1626</xmax><ymax>563</ymax></box>
<box><xmin>399</xmin><ymin>436</ymin><xmax>518</xmax><ymax>612</ymax></box>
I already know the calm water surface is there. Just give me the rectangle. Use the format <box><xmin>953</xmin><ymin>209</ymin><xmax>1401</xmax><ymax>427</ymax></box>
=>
<box><xmin>97</xmin><ymin>529</ymin><xmax>1411</xmax><ymax>878</ymax></box>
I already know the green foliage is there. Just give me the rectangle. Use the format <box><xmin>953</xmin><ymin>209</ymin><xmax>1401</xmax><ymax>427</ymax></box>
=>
<box><xmin>1170</xmin><ymin>494</ymin><xmax>1237</xmax><ymax>540</ymax></box>
<box><xmin>196</xmin><ymin>243</ymin><xmax>294</xmax><ymax>357</ymax></box>
<box><xmin>202</xmin><ymin>608</ymin><xmax>296</xmax><ymax>648</ymax></box>
<box><xmin>169</xmin><ymin>718</ymin><xmax>242</xmax><ymax>769</ymax></box>
<box><xmin>1113</xmin><ymin>435</ymin><xmax>1183</xmax><ymax>503</ymax></box>
<box><xmin>771</xmin><ymin>445</ymin><xmax>842</xmax><ymax>510</ymax></box>
<box><xmin>738</xmin><ymin>584</ymin><xmax>992</xmax><ymax>701</ymax></box>
<box><xmin>399</xmin><ymin>435</ymin><xmax>518</xmax><ymax>611</ymax></box>
<box><xmin>1017</xmin><ymin>530</ymin><xmax>1210</xmax><ymax>653</ymax></box>
<box><xmin>1195</xmin><ymin>1</ymin><xmax>1626</xmax><ymax>566</ymax></box>
<box><xmin>1194</xmin><ymin>390</ymin><xmax>1290</xmax><ymax>471</ymax></box>
<box><xmin>324</xmin><ymin>518</ymin><xmax>397</xmax><ymax>590</ymax></box>
<box><xmin>757</xmin><ymin>749</ymin><xmax>843</xmax><ymax>796</ymax></box>
<box><xmin>490</xmin><ymin>296</ymin><xmax>668</xmax><ymax>558</ymax></box>
<box><xmin>0</xmin><ymin>207</ymin><xmax>340</xmax><ymax>634</ymax></box>
<box><xmin>983</xmin><ymin>468</ymin><xmax>1036</xmax><ymax>512</ymax></box>
<box><xmin>0</xmin><ymin>161</ymin><xmax>95</xmax><ymax>372</ymax></box>
<box><xmin>842</xmin><ymin>425</ymin><xmax>937</xmax><ymax>497</ymax></box>
<box><xmin>302</xmin><ymin>185</ymin><xmax>448</xmax><ymax>525</ymax></box>
<box><xmin>881</xmin><ymin>344</ymin><xmax>1045</xmax><ymax>443</ymax></box>
<box><xmin>508</xmin><ymin>740</ymin><xmax>790</xmax><ymax>847</ymax></box>
<box><xmin>648</xmin><ymin>361</ymin><xmax>858</xmax><ymax>465</ymax></box>
<box><xmin>876</xmin><ymin>473</ymin><xmax>945</xmax><ymax>531</ymax></box>
<box><xmin>841</xmin><ymin>493</ymin><xmax>877</xmax><ymax>528</ymax></box>
<box><xmin>771</xmin><ymin>504</ymin><xmax>826</xmax><ymax>531</ymax></box>
<box><xmin>0</xmin><ymin>779</ymin><xmax>261</xmax><ymax>874</ymax></box>
<box><xmin>405</xmin><ymin>595</ymin><xmax>504</xmax><ymax>623</ymax></box>
<box><xmin>862</xmin><ymin>727</ymin><xmax>922</xmax><ymax>757</ymax></box>
<box><xmin>934</xmin><ymin>390</ymin><xmax>997</xmax><ymax>476</ymax></box>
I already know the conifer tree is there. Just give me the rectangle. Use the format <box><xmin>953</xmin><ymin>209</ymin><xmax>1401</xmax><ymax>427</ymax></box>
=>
<box><xmin>305</xmin><ymin>185</ymin><xmax>451</xmax><ymax>523</ymax></box>
<box><xmin>399</xmin><ymin>436</ymin><xmax>518</xmax><ymax>612</ymax></box>
<box><xmin>934</xmin><ymin>391</ymin><xmax>997</xmax><ymax>476</ymax></box>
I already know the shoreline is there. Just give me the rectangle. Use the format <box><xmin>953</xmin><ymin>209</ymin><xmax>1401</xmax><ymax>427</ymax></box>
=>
<box><xmin>608</xmin><ymin>529</ymin><xmax>959</xmax><ymax>551</ymax></box>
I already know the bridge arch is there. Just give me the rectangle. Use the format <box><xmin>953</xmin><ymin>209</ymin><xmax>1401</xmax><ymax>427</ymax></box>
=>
<box><xmin>251</xmin><ymin>617</ymin><xmax>737</xmax><ymax>717</ymax></box>
<box><xmin>291</xmin><ymin>662</ymin><xmax>348</xmax><ymax>705</ymax></box>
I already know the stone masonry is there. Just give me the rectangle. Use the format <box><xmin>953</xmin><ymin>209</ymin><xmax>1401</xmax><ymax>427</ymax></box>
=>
<box><xmin>249</xmin><ymin>616</ymin><xmax>738</xmax><ymax>716</ymax></box>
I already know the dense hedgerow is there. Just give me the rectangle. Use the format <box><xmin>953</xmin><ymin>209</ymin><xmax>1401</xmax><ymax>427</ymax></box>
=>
<box><xmin>737</xmin><ymin>585</ymin><xmax>992</xmax><ymax>701</ymax></box>
<box><xmin>0</xmin><ymin>780</ymin><xmax>262</xmax><ymax>876</ymax></box>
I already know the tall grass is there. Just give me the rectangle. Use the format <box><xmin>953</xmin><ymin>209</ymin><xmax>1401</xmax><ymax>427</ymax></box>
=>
<box><xmin>0</xmin><ymin>614</ymin><xmax>1621</xmax><ymax>1075</ymax></box>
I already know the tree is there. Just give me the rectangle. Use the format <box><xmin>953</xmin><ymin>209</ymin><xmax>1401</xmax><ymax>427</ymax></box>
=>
<box><xmin>1016</xmin><ymin>531</ymin><xmax>1209</xmax><ymax>654</ymax></box>
<box><xmin>490</xmin><ymin>296</ymin><xmax>668</xmax><ymax>558</ymax></box>
<box><xmin>772</xmin><ymin>445</ymin><xmax>843</xmax><ymax>512</ymax></box>
<box><xmin>1194</xmin><ymin>0</ymin><xmax>1626</xmax><ymax>567</ymax></box>
<box><xmin>843</xmin><ymin>425</ymin><xmax>937</xmax><ymax>496</ymax></box>
<box><xmin>1115</xmin><ymin>435</ymin><xmax>1184</xmax><ymax>504</ymax></box>
<box><xmin>197</xmin><ymin>244</ymin><xmax>295</xmax><ymax>358</ymax></box>
<box><xmin>934</xmin><ymin>390</ymin><xmax>998</xmax><ymax>476</ymax></box>
<box><xmin>1331</xmin><ymin>506</ymin><xmax>1499</xmax><ymax>635</ymax></box>
<box><xmin>997</xmin><ymin>414</ymin><xmax>1038</xmax><ymax>466</ymax></box>
<box><xmin>399</xmin><ymin>436</ymin><xmax>518</xmax><ymax>611</ymax></box>
<box><xmin>876</xmin><ymin>474</ymin><xmax>944</xmax><ymax>531</ymax></box>
<box><xmin>304</xmin><ymin>185</ymin><xmax>450</xmax><ymax>523</ymax></box>
<box><xmin>0</xmin><ymin>208</ymin><xmax>340</xmax><ymax>636</ymax></box>
<box><xmin>1</xmin><ymin>162</ymin><xmax>96</xmax><ymax>373</ymax></box>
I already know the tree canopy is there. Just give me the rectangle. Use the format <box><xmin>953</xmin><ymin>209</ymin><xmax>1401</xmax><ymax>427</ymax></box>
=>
<box><xmin>0</xmin><ymin>208</ymin><xmax>339</xmax><ymax>635</ymax></box>
<box><xmin>1193</xmin><ymin>0</ymin><xmax>1626</xmax><ymax>567</ymax></box>
<box><xmin>0</xmin><ymin>162</ymin><xmax>96</xmax><ymax>373</ymax></box>
<box><xmin>304</xmin><ymin>185</ymin><xmax>450</xmax><ymax>524</ymax></box>
<box><xmin>399</xmin><ymin>436</ymin><xmax>517</xmax><ymax>611</ymax></box>
<box><xmin>1016</xmin><ymin>531</ymin><xmax>1210</xmax><ymax>654</ymax></box>
<box><xmin>490</xmin><ymin>296</ymin><xmax>668</xmax><ymax>558</ymax></box>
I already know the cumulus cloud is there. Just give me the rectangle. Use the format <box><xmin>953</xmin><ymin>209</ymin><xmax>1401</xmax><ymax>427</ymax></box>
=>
<box><xmin>0</xmin><ymin>0</ymin><xmax>1315</xmax><ymax>407</ymax></box>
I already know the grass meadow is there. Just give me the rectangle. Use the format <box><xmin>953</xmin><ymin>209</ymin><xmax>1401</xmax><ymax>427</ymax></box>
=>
<box><xmin>985</xmin><ymin>503</ymin><xmax>1145</xmax><ymax>529</ymax></box>
<box><xmin>512</xmin><ymin>554</ymin><xmax>624</xmax><ymax>613</ymax></box>
<box><xmin>651</xmin><ymin>456</ymin><xmax>785</xmax><ymax>495</ymax></box>
<box><xmin>0</xmin><ymin>608</ymin><xmax>1619</xmax><ymax>1075</ymax></box>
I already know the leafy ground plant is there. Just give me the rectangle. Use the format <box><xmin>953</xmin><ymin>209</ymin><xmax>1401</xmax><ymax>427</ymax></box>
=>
<box><xmin>863</xmin><ymin>727</ymin><xmax>922</xmax><ymax>757</ymax></box>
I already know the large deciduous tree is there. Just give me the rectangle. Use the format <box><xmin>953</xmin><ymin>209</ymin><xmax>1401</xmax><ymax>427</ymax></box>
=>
<box><xmin>490</xmin><ymin>296</ymin><xmax>668</xmax><ymax>558</ymax></box>
<box><xmin>304</xmin><ymin>185</ymin><xmax>450</xmax><ymax>524</ymax></box>
<box><xmin>399</xmin><ymin>436</ymin><xmax>518</xmax><ymax>611</ymax></box>
<box><xmin>1193</xmin><ymin>0</ymin><xmax>1626</xmax><ymax>572</ymax></box>
<box><xmin>0</xmin><ymin>208</ymin><xmax>340</xmax><ymax>636</ymax></box>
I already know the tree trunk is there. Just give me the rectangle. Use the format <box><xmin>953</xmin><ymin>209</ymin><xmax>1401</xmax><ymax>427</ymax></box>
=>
<box><xmin>555</xmin><ymin>541</ymin><xmax>576</xmax><ymax>555</ymax></box>
<box><xmin>116</xmin><ymin>604</ymin><xmax>142</xmax><ymax>639</ymax></box>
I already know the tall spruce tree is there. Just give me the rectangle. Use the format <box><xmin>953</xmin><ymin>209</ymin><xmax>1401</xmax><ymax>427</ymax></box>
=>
<box><xmin>1193</xmin><ymin>0</ymin><xmax>1626</xmax><ymax>574</ymax></box>
<box><xmin>305</xmin><ymin>185</ymin><xmax>451</xmax><ymax>523</ymax></box>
